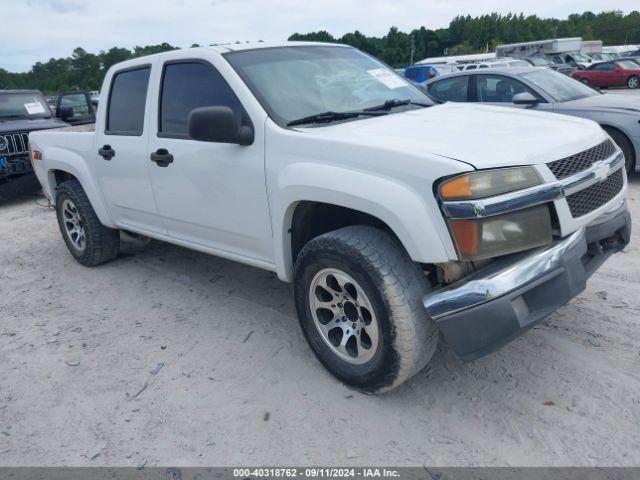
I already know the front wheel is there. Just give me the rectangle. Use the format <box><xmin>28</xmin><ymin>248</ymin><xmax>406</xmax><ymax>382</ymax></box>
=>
<box><xmin>628</xmin><ymin>76</ymin><xmax>639</xmax><ymax>89</ymax></box>
<box><xmin>294</xmin><ymin>225</ymin><xmax>438</xmax><ymax>393</ymax></box>
<box><xmin>580</xmin><ymin>78</ymin><xmax>590</xmax><ymax>85</ymax></box>
<box><xmin>56</xmin><ymin>180</ymin><xmax>120</xmax><ymax>266</ymax></box>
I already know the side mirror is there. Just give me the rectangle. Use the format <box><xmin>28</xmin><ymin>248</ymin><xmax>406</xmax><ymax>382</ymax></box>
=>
<box><xmin>512</xmin><ymin>92</ymin><xmax>540</xmax><ymax>106</ymax></box>
<box><xmin>58</xmin><ymin>106</ymin><xmax>74</xmax><ymax>120</ymax></box>
<box><xmin>188</xmin><ymin>106</ymin><xmax>254</xmax><ymax>146</ymax></box>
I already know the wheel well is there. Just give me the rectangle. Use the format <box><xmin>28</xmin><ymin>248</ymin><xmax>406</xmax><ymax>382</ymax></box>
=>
<box><xmin>290</xmin><ymin>201</ymin><xmax>401</xmax><ymax>264</ymax></box>
<box><xmin>47</xmin><ymin>170</ymin><xmax>79</xmax><ymax>201</ymax></box>
<box><xmin>52</xmin><ymin>169</ymin><xmax>78</xmax><ymax>186</ymax></box>
<box><xmin>601</xmin><ymin>125</ymin><xmax>636</xmax><ymax>169</ymax></box>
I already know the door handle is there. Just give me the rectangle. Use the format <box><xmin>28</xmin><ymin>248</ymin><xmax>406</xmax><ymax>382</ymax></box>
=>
<box><xmin>98</xmin><ymin>145</ymin><xmax>115</xmax><ymax>160</ymax></box>
<box><xmin>150</xmin><ymin>148</ymin><xmax>174</xmax><ymax>168</ymax></box>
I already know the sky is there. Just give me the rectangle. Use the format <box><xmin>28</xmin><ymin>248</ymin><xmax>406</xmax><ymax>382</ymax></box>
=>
<box><xmin>1</xmin><ymin>0</ymin><xmax>637</xmax><ymax>72</ymax></box>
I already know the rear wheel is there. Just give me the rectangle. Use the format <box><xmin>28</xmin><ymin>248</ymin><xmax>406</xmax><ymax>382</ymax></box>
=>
<box><xmin>628</xmin><ymin>76</ymin><xmax>639</xmax><ymax>89</ymax></box>
<box><xmin>604</xmin><ymin>127</ymin><xmax>636</xmax><ymax>174</ymax></box>
<box><xmin>56</xmin><ymin>180</ymin><xmax>120</xmax><ymax>266</ymax></box>
<box><xmin>294</xmin><ymin>225</ymin><xmax>438</xmax><ymax>393</ymax></box>
<box><xmin>580</xmin><ymin>78</ymin><xmax>590</xmax><ymax>85</ymax></box>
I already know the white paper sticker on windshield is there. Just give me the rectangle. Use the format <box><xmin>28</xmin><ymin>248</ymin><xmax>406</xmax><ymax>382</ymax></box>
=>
<box><xmin>367</xmin><ymin>68</ymin><xmax>407</xmax><ymax>89</ymax></box>
<box><xmin>24</xmin><ymin>101</ymin><xmax>46</xmax><ymax>115</ymax></box>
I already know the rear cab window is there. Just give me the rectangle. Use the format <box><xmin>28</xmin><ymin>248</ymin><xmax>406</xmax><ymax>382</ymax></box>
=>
<box><xmin>106</xmin><ymin>66</ymin><xmax>151</xmax><ymax>136</ymax></box>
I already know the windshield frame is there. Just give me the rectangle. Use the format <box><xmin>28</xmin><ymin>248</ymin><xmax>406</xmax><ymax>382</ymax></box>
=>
<box><xmin>0</xmin><ymin>91</ymin><xmax>52</xmax><ymax>120</ymax></box>
<box><xmin>223</xmin><ymin>45</ymin><xmax>434</xmax><ymax>128</ymax></box>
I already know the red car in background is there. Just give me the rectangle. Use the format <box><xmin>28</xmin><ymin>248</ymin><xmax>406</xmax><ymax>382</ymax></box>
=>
<box><xmin>571</xmin><ymin>60</ymin><xmax>640</xmax><ymax>89</ymax></box>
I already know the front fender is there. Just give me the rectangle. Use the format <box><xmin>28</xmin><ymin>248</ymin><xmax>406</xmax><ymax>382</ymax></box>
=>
<box><xmin>273</xmin><ymin>163</ymin><xmax>456</xmax><ymax>282</ymax></box>
<box><xmin>44</xmin><ymin>147</ymin><xmax>116</xmax><ymax>228</ymax></box>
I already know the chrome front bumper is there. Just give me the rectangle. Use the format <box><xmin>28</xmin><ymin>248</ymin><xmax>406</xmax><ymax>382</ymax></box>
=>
<box><xmin>423</xmin><ymin>200</ymin><xmax>631</xmax><ymax>360</ymax></box>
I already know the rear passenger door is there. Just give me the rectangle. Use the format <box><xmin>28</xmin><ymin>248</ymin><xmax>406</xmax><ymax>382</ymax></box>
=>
<box><xmin>94</xmin><ymin>64</ymin><xmax>166</xmax><ymax>234</ymax></box>
<box><xmin>426</xmin><ymin>76</ymin><xmax>471</xmax><ymax>102</ymax></box>
<box><xmin>146</xmin><ymin>59</ymin><xmax>273</xmax><ymax>262</ymax></box>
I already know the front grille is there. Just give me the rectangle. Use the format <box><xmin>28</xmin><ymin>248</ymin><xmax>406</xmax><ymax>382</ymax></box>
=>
<box><xmin>566</xmin><ymin>169</ymin><xmax>624</xmax><ymax>217</ymax></box>
<box><xmin>0</xmin><ymin>132</ymin><xmax>30</xmax><ymax>157</ymax></box>
<box><xmin>547</xmin><ymin>140</ymin><xmax>616</xmax><ymax>179</ymax></box>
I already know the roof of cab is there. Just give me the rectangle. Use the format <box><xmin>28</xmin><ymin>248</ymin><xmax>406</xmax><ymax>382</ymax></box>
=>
<box><xmin>205</xmin><ymin>41</ymin><xmax>347</xmax><ymax>53</ymax></box>
<box><xmin>105</xmin><ymin>41</ymin><xmax>350</xmax><ymax>72</ymax></box>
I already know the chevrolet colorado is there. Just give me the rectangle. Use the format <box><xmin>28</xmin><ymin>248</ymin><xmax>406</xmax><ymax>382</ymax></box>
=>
<box><xmin>29</xmin><ymin>43</ymin><xmax>631</xmax><ymax>392</ymax></box>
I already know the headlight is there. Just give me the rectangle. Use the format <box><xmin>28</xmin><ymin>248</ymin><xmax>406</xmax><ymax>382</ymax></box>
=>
<box><xmin>446</xmin><ymin>206</ymin><xmax>552</xmax><ymax>260</ymax></box>
<box><xmin>439</xmin><ymin>167</ymin><xmax>542</xmax><ymax>201</ymax></box>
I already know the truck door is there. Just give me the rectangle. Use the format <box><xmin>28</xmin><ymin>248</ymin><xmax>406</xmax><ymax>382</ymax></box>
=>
<box><xmin>146</xmin><ymin>59</ymin><xmax>273</xmax><ymax>263</ymax></box>
<box><xmin>55</xmin><ymin>91</ymin><xmax>95</xmax><ymax>126</ymax></box>
<box><xmin>94</xmin><ymin>64</ymin><xmax>166</xmax><ymax>235</ymax></box>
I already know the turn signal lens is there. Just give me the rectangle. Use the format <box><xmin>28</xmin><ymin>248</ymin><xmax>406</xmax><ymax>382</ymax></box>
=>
<box><xmin>439</xmin><ymin>167</ymin><xmax>542</xmax><ymax>201</ymax></box>
<box><xmin>439</xmin><ymin>175</ymin><xmax>472</xmax><ymax>199</ymax></box>
<box><xmin>447</xmin><ymin>206</ymin><xmax>552</xmax><ymax>260</ymax></box>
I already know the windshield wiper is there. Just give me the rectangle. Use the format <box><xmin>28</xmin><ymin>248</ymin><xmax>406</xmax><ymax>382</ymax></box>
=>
<box><xmin>364</xmin><ymin>98</ymin><xmax>431</xmax><ymax>111</ymax></box>
<box><xmin>287</xmin><ymin>110</ymin><xmax>386</xmax><ymax>127</ymax></box>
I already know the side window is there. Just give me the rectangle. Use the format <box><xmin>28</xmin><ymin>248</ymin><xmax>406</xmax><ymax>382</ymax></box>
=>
<box><xmin>594</xmin><ymin>63</ymin><xmax>614</xmax><ymax>71</ymax></box>
<box><xmin>476</xmin><ymin>75</ymin><xmax>539</xmax><ymax>103</ymax></box>
<box><xmin>427</xmin><ymin>77</ymin><xmax>469</xmax><ymax>102</ymax></box>
<box><xmin>159</xmin><ymin>61</ymin><xmax>242</xmax><ymax>138</ymax></box>
<box><xmin>551</xmin><ymin>56</ymin><xmax>563</xmax><ymax>64</ymax></box>
<box><xmin>106</xmin><ymin>67</ymin><xmax>150</xmax><ymax>135</ymax></box>
<box><xmin>61</xmin><ymin>93</ymin><xmax>90</xmax><ymax>116</ymax></box>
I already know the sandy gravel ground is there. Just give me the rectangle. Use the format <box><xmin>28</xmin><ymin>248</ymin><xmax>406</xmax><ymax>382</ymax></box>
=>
<box><xmin>0</xmin><ymin>176</ymin><xmax>639</xmax><ymax>468</ymax></box>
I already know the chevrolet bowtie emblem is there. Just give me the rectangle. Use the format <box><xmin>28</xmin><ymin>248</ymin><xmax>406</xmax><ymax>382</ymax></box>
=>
<box><xmin>594</xmin><ymin>164</ymin><xmax>609</xmax><ymax>181</ymax></box>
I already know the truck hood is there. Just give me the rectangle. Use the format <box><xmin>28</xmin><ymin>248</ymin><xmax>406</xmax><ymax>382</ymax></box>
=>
<box><xmin>0</xmin><ymin>117</ymin><xmax>68</xmax><ymax>133</ymax></box>
<box><xmin>558</xmin><ymin>93</ymin><xmax>640</xmax><ymax>113</ymax></box>
<box><xmin>297</xmin><ymin>102</ymin><xmax>606</xmax><ymax>169</ymax></box>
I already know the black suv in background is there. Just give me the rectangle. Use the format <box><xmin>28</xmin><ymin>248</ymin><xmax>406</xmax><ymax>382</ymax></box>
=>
<box><xmin>0</xmin><ymin>90</ymin><xmax>95</xmax><ymax>200</ymax></box>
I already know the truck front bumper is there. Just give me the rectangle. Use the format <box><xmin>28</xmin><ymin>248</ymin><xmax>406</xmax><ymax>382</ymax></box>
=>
<box><xmin>423</xmin><ymin>200</ymin><xmax>631</xmax><ymax>360</ymax></box>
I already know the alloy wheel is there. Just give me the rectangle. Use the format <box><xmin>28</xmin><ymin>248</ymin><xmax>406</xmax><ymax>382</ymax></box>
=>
<box><xmin>62</xmin><ymin>199</ymin><xmax>86</xmax><ymax>252</ymax></box>
<box><xmin>309</xmin><ymin>268</ymin><xmax>380</xmax><ymax>365</ymax></box>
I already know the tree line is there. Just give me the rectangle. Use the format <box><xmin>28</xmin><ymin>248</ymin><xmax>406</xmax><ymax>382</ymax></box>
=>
<box><xmin>1</xmin><ymin>10</ymin><xmax>639</xmax><ymax>94</ymax></box>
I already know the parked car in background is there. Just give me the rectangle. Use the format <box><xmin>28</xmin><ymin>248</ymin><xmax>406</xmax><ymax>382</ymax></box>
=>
<box><xmin>458</xmin><ymin>59</ymin><xmax>528</xmax><ymax>71</ymax></box>
<box><xmin>525</xmin><ymin>55</ymin><xmax>574</xmax><ymax>74</ymax></box>
<box><xmin>403</xmin><ymin>65</ymin><xmax>437</xmax><ymax>83</ymax></box>
<box><xmin>89</xmin><ymin>90</ymin><xmax>100</xmax><ymax>106</ymax></box>
<box><xmin>547</xmin><ymin>52</ymin><xmax>592</xmax><ymax>69</ymax></box>
<box><xmin>570</xmin><ymin>60</ymin><xmax>640</xmax><ymax>89</ymax></box>
<box><xmin>29</xmin><ymin>43</ymin><xmax>630</xmax><ymax>392</ymax></box>
<box><xmin>589</xmin><ymin>53</ymin><xmax>614</xmax><ymax>62</ymax></box>
<box><xmin>425</xmin><ymin>68</ymin><xmax>640</xmax><ymax>173</ymax></box>
<box><xmin>0</xmin><ymin>90</ymin><xmax>95</xmax><ymax>200</ymax></box>
<box><xmin>403</xmin><ymin>64</ymin><xmax>459</xmax><ymax>84</ymax></box>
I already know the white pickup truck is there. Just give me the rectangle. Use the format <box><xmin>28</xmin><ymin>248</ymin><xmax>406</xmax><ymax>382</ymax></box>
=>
<box><xmin>29</xmin><ymin>42</ymin><xmax>631</xmax><ymax>392</ymax></box>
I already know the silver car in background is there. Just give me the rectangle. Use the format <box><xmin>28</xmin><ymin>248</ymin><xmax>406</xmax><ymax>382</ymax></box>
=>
<box><xmin>425</xmin><ymin>67</ymin><xmax>640</xmax><ymax>173</ymax></box>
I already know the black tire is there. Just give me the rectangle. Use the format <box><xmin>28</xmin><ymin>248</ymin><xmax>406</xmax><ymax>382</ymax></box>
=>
<box><xmin>604</xmin><ymin>127</ymin><xmax>636</xmax><ymax>174</ymax></box>
<box><xmin>580</xmin><ymin>78</ymin><xmax>590</xmax><ymax>85</ymax></box>
<box><xmin>628</xmin><ymin>75</ymin><xmax>640</xmax><ymax>89</ymax></box>
<box><xmin>294</xmin><ymin>225</ymin><xmax>438</xmax><ymax>393</ymax></box>
<box><xmin>56</xmin><ymin>180</ymin><xmax>119</xmax><ymax>266</ymax></box>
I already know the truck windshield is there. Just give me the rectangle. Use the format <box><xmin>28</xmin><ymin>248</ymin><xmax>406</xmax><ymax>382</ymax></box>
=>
<box><xmin>0</xmin><ymin>92</ymin><xmax>51</xmax><ymax>119</ymax></box>
<box><xmin>225</xmin><ymin>46</ymin><xmax>433</xmax><ymax>127</ymax></box>
<box><xmin>520</xmin><ymin>69</ymin><xmax>600</xmax><ymax>102</ymax></box>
